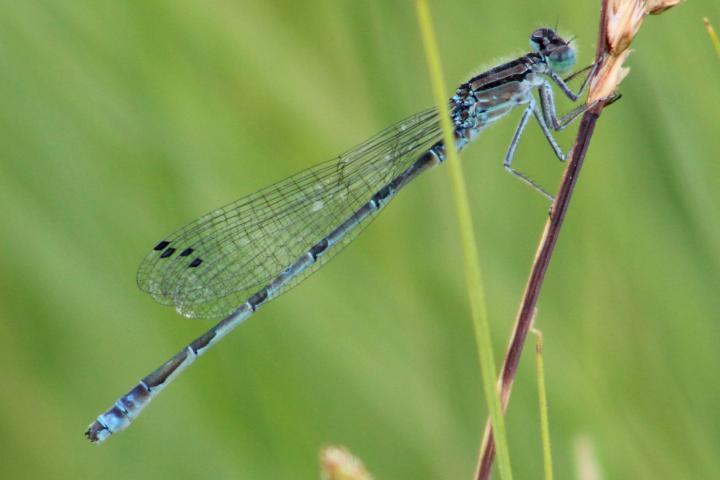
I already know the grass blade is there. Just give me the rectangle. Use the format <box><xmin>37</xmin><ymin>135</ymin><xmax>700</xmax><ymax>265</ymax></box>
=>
<box><xmin>531</xmin><ymin>328</ymin><xmax>553</xmax><ymax>480</ymax></box>
<box><xmin>414</xmin><ymin>2</ymin><xmax>513</xmax><ymax>479</ymax></box>
<box><xmin>704</xmin><ymin>17</ymin><xmax>720</xmax><ymax>59</ymax></box>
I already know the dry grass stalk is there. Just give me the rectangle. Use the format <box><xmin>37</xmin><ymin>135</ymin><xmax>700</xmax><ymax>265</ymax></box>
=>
<box><xmin>476</xmin><ymin>1</ymin><xmax>679</xmax><ymax>479</ymax></box>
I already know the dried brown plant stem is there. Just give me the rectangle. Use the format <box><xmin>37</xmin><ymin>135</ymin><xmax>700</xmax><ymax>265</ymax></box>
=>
<box><xmin>476</xmin><ymin>105</ymin><xmax>606</xmax><ymax>480</ymax></box>
<box><xmin>476</xmin><ymin>0</ymin><xmax>607</xmax><ymax>480</ymax></box>
<box><xmin>473</xmin><ymin>0</ymin><xmax>681</xmax><ymax>476</ymax></box>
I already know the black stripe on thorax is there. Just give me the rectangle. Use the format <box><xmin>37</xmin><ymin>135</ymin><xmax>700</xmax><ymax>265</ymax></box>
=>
<box><xmin>468</xmin><ymin>54</ymin><xmax>539</xmax><ymax>92</ymax></box>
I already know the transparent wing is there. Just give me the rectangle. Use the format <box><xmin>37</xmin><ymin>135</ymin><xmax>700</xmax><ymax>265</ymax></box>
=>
<box><xmin>137</xmin><ymin>108</ymin><xmax>441</xmax><ymax>318</ymax></box>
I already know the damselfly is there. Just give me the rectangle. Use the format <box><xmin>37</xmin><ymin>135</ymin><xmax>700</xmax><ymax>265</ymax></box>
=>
<box><xmin>87</xmin><ymin>27</ymin><xmax>600</xmax><ymax>443</ymax></box>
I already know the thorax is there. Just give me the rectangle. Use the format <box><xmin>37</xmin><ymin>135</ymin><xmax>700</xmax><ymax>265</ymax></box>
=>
<box><xmin>451</xmin><ymin>53</ymin><xmax>547</xmax><ymax>140</ymax></box>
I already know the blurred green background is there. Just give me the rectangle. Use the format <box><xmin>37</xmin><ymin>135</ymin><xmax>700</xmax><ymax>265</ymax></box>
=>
<box><xmin>1</xmin><ymin>1</ymin><xmax>719</xmax><ymax>478</ymax></box>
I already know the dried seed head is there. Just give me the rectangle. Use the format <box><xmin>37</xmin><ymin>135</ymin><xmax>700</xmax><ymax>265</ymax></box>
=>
<box><xmin>647</xmin><ymin>0</ymin><xmax>681</xmax><ymax>15</ymax></box>
<box><xmin>606</xmin><ymin>0</ymin><xmax>646</xmax><ymax>54</ymax></box>
<box><xmin>320</xmin><ymin>446</ymin><xmax>373</xmax><ymax>480</ymax></box>
<box><xmin>589</xmin><ymin>0</ymin><xmax>679</xmax><ymax>102</ymax></box>
<box><xmin>589</xmin><ymin>49</ymin><xmax>632</xmax><ymax>102</ymax></box>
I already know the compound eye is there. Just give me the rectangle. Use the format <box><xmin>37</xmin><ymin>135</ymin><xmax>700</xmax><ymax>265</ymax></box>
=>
<box><xmin>547</xmin><ymin>45</ymin><xmax>576</xmax><ymax>73</ymax></box>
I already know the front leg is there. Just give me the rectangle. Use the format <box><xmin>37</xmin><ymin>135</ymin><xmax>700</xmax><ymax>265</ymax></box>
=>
<box><xmin>538</xmin><ymin>82</ymin><xmax>596</xmax><ymax>132</ymax></box>
<box><xmin>548</xmin><ymin>62</ymin><xmax>597</xmax><ymax>101</ymax></box>
<box><xmin>537</xmin><ymin>62</ymin><xmax>598</xmax><ymax>129</ymax></box>
<box><xmin>538</xmin><ymin>79</ymin><xmax>622</xmax><ymax>134</ymax></box>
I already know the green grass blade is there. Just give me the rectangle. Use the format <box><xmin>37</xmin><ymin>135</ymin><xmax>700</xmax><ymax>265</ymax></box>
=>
<box><xmin>414</xmin><ymin>2</ymin><xmax>512</xmax><ymax>479</ymax></box>
<box><xmin>704</xmin><ymin>17</ymin><xmax>720</xmax><ymax>58</ymax></box>
<box><xmin>531</xmin><ymin>328</ymin><xmax>554</xmax><ymax>480</ymax></box>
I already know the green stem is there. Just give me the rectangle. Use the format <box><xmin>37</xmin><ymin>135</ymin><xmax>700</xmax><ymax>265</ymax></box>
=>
<box><xmin>704</xmin><ymin>17</ymin><xmax>720</xmax><ymax>59</ymax></box>
<box><xmin>414</xmin><ymin>2</ymin><xmax>513</xmax><ymax>479</ymax></box>
<box><xmin>531</xmin><ymin>328</ymin><xmax>553</xmax><ymax>480</ymax></box>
